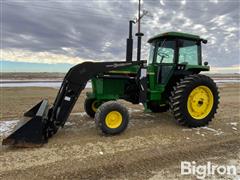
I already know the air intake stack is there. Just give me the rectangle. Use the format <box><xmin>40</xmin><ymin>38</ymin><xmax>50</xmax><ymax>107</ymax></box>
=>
<box><xmin>126</xmin><ymin>20</ymin><xmax>135</xmax><ymax>62</ymax></box>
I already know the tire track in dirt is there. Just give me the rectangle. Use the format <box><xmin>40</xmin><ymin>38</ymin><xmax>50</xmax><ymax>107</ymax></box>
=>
<box><xmin>1</xmin><ymin>136</ymin><xmax>238</xmax><ymax>180</ymax></box>
<box><xmin>0</xmin><ymin>135</ymin><xmax>171</xmax><ymax>172</ymax></box>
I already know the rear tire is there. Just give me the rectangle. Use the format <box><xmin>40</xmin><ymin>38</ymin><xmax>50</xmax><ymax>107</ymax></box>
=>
<box><xmin>169</xmin><ymin>74</ymin><xmax>219</xmax><ymax>127</ymax></box>
<box><xmin>95</xmin><ymin>101</ymin><xmax>129</xmax><ymax>135</ymax></box>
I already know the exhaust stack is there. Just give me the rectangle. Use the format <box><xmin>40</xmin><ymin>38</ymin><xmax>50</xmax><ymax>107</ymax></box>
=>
<box><xmin>126</xmin><ymin>20</ymin><xmax>134</xmax><ymax>62</ymax></box>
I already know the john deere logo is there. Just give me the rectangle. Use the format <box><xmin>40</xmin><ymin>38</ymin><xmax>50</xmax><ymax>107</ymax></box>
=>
<box><xmin>106</xmin><ymin>63</ymin><xmax>132</xmax><ymax>68</ymax></box>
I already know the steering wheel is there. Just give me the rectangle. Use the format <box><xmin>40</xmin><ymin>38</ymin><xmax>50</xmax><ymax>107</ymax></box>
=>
<box><xmin>158</xmin><ymin>51</ymin><xmax>169</xmax><ymax>58</ymax></box>
<box><xmin>157</xmin><ymin>51</ymin><xmax>169</xmax><ymax>63</ymax></box>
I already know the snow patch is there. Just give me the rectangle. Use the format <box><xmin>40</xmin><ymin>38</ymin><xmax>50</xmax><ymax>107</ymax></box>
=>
<box><xmin>71</xmin><ymin>112</ymin><xmax>86</xmax><ymax>117</ymax></box>
<box><xmin>128</xmin><ymin>108</ymin><xmax>142</xmax><ymax>113</ymax></box>
<box><xmin>193</xmin><ymin>127</ymin><xmax>224</xmax><ymax>136</ymax></box>
<box><xmin>201</xmin><ymin>126</ymin><xmax>219</xmax><ymax>133</ymax></box>
<box><xmin>144</xmin><ymin>114</ymin><xmax>155</xmax><ymax>117</ymax></box>
<box><xmin>0</xmin><ymin>120</ymin><xmax>19</xmax><ymax>137</ymax></box>
<box><xmin>65</xmin><ymin>122</ymin><xmax>75</xmax><ymax>126</ymax></box>
<box><xmin>232</xmin><ymin>127</ymin><xmax>238</xmax><ymax>131</ymax></box>
<box><xmin>228</xmin><ymin>122</ymin><xmax>238</xmax><ymax>126</ymax></box>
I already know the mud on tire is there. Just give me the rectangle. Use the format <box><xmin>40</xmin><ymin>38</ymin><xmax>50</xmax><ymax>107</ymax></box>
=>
<box><xmin>169</xmin><ymin>74</ymin><xmax>219</xmax><ymax>127</ymax></box>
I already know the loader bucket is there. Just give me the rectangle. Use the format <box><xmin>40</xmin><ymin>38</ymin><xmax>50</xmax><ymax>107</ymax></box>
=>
<box><xmin>2</xmin><ymin>100</ymin><xmax>49</xmax><ymax>147</ymax></box>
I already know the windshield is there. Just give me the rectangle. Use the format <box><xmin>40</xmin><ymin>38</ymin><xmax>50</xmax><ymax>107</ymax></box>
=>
<box><xmin>156</xmin><ymin>39</ymin><xmax>175</xmax><ymax>64</ymax></box>
<box><xmin>147</xmin><ymin>43</ymin><xmax>155</xmax><ymax>65</ymax></box>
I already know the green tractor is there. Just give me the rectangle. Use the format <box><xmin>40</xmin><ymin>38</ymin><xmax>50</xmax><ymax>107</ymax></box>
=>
<box><xmin>2</xmin><ymin>28</ymin><xmax>219</xmax><ymax>147</ymax></box>
<box><xmin>85</xmin><ymin>31</ymin><xmax>219</xmax><ymax>135</ymax></box>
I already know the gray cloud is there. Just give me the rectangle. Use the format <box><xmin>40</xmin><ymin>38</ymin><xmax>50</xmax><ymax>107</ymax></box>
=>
<box><xmin>2</xmin><ymin>0</ymin><xmax>240</xmax><ymax>67</ymax></box>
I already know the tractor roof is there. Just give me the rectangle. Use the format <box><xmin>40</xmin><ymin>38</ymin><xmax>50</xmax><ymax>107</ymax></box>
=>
<box><xmin>148</xmin><ymin>32</ymin><xmax>201</xmax><ymax>43</ymax></box>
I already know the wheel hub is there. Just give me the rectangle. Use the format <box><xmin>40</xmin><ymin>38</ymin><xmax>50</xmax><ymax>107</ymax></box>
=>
<box><xmin>187</xmin><ymin>86</ymin><xmax>214</xmax><ymax>119</ymax></box>
<box><xmin>105</xmin><ymin>111</ymin><xmax>123</xmax><ymax>128</ymax></box>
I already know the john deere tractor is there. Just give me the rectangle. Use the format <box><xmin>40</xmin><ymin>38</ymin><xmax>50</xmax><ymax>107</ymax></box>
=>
<box><xmin>3</xmin><ymin>25</ymin><xmax>219</xmax><ymax>147</ymax></box>
<box><xmin>84</xmin><ymin>31</ymin><xmax>219</xmax><ymax>135</ymax></box>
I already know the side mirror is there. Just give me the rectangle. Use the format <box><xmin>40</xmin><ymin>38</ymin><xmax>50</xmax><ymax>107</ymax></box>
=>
<box><xmin>204</xmin><ymin>61</ymin><xmax>208</xmax><ymax>66</ymax></box>
<box><xmin>201</xmin><ymin>39</ymin><xmax>208</xmax><ymax>44</ymax></box>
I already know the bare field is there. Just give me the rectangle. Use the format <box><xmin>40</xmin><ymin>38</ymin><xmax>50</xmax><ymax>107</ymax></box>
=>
<box><xmin>0</xmin><ymin>83</ymin><xmax>240</xmax><ymax>179</ymax></box>
<box><xmin>0</xmin><ymin>87</ymin><xmax>88</xmax><ymax>120</ymax></box>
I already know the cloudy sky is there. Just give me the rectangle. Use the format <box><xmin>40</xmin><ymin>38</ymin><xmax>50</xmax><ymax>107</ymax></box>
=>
<box><xmin>1</xmin><ymin>0</ymin><xmax>239</xmax><ymax>73</ymax></box>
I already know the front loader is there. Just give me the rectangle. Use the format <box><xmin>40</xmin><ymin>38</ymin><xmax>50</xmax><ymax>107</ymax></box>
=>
<box><xmin>2</xmin><ymin>24</ymin><xmax>219</xmax><ymax>147</ymax></box>
<box><xmin>2</xmin><ymin>61</ymin><xmax>142</xmax><ymax>146</ymax></box>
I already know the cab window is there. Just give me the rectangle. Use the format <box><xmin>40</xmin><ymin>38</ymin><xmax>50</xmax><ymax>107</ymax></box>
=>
<box><xmin>178</xmin><ymin>40</ymin><xmax>199</xmax><ymax>65</ymax></box>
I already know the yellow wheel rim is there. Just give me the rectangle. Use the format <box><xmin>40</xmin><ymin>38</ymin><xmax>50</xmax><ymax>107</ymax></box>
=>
<box><xmin>105</xmin><ymin>111</ymin><xmax>123</xmax><ymax>129</ymax></box>
<box><xmin>91</xmin><ymin>101</ymin><xmax>98</xmax><ymax>112</ymax></box>
<box><xmin>187</xmin><ymin>85</ymin><xmax>214</xmax><ymax>120</ymax></box>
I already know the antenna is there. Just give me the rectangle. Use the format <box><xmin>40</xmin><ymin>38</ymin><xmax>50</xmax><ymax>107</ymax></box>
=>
<box><xmin>135</xmin><ymin>0</ymin><xmax>145</xmax><ymax>62</ymax></box>
<box><xmin>138</xmin><ymin>0</ymin><xmax>141</xmax><ymax>33</ymax></box>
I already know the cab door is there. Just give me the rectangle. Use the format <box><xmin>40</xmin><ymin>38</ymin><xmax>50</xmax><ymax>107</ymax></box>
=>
<box><xmin>154</xmin><ymin>39</ymin><xmax>176</xmax><ymax>84</ymax></box>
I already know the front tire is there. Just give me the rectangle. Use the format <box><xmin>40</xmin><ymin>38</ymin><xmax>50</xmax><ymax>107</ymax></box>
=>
<box><xmin>169</xmin><ymin>74</ymin><xmax>219</xmax><ymax>127</ymax></box>
<box><xmin>95</xmin><ymin>101</ymin><xmax>129</xmax><ymax>135</ymax></box>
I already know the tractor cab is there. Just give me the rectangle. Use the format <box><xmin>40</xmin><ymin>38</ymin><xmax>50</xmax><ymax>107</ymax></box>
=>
<box><xmin>147</xmin><ymin>32</ymin><xmax>208</xmax><ymax>84</ymax></box>
<box><xmin>147</xmin><ymin>31</ymin><xmax>207</xmax><ymax>65</ymax></box>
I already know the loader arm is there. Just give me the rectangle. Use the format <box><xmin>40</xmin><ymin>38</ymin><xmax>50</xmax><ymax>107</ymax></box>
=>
<box><xmin>3</xmin><ymin>61</ymin><xmax>141</xmax><ymax>147</ymax></box>
<box><xmin>48</xmin><ymin>61</ymin><xmax>141</xmax><ymax>134</ymax></box>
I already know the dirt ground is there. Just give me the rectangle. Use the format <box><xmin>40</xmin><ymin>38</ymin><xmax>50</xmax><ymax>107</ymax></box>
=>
<box><xmin>0</xmin><ymin>83</ymin><xmax>240</xmax><ymax>179</ymax></box>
